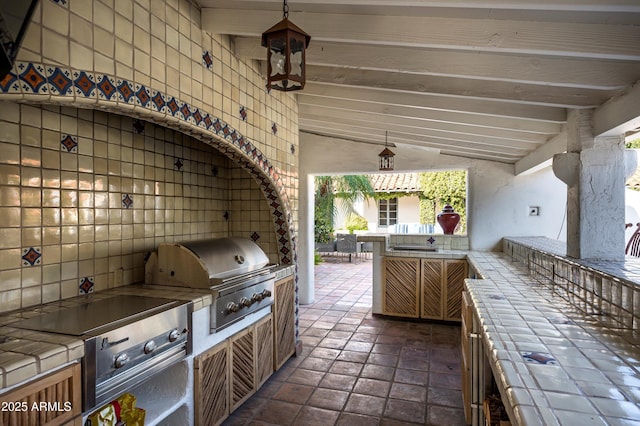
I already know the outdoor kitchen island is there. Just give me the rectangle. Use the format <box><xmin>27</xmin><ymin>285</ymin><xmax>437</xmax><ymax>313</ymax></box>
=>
<box><xmin>360</xmin><ymin>234</ymin><xmax>640</xmax><ymax>425</ymax></box>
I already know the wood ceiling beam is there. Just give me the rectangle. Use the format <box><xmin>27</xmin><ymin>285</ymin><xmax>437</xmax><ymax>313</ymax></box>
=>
<box><xmin>234</xmin><ymin>37</ymin><xmax>640</xmax><ymax>91</ymax></box>
<box><xmin>299</xmin><ymin>112</ymin><xmax>549</xmax><ymax>148</ymax></box>
<box><xmin>201</xmin><ymin>1</ymin><xmax>640</xmax><ymax>14</ymax></box>
<box><xmin>298</xmin><ymin>98</ymin><xmax>563</xmax><ymax>135</ymax></box>
<box><xmin>202</xmin><ymin>9</ymin><xmax>640</xmax><ymax>60</ymax></box>
<box><xmin>299</xmin><ymin>83</ymin><xmax>566</xmax><ymax>123</ymax></box>
<box><xmin>300</xmin><ymin>126</ymin><xmax>521</xmax><ymax>162</ymax></box>
<box><xmin>304</xmin><ymin>66</ymin><xmax>622</xmax><ymax>108</ymax></box>
<box><xmin>299</xmin><ymin>118</ymin><xmax>535</xmax><ymax>152</ymax></box>
<box><xmin>593</xmin><ymin>82</ymin><xmax>640</xmax><ymax>137</ymax></box>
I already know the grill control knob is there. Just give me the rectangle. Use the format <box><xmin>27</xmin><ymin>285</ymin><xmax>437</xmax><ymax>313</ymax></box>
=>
<box><xmin>115</xmin><ymin>353</ymin><xmax>129</xmax><ymax>368</ymax></box>
<box><xmin>226</xmin><ymin>302</ymin><xmax>240</xmax><ymax>313</ymax></box>
<box><xmin>168</xmin><ymin>329</ymin><xmax>180</xmax><ymax>342</ymax></box>
<box><xmin>261</xmin><ymin>289</ymin><xmax>272</xmax><ymax>298</ymax></box>
<box><xmin>252</xmin><ymin>292</ymin><xmax>263</xmax><ymax>302</ymax></box>
<box><xmin>240</xmin><ymin>297</ymin><xmax>252</xmax><ymax>307</ymax></box>
<box><xmin>144</xmin><ymin>340</ymin><xmax>157</xmax><ymax>354</ymax></box>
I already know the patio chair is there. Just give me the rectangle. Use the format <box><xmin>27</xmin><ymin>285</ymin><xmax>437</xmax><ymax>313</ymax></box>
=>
<box><xmin>336</xmin><ymin>233</ymin><xmax>358</xmax><ymax>262</ymax></box>
<box><xmin>625</xmin><ymin>223</ymin><xmax>640</xmax><ymax>257</ymax></box>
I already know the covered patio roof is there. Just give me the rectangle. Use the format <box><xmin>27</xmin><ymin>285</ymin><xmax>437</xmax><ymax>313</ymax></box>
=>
<box><xmin>200</xmin><ymin>0</ymin><xmax>640</xmax><ymax>172</ymax></box>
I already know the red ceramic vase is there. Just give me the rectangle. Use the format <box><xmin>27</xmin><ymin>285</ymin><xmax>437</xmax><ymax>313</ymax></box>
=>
<box><xmin>437</xmin><ymin>205</ymin><xmax>460</xmax><ymax>235</ymax></box>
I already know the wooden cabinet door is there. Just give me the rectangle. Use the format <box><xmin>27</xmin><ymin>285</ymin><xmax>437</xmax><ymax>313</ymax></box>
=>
<box><xmin>194</xmin><ymin>342</ymin><xmax>229</xmax><ymax>426</ymax></box>
<box><xmin>383</xmin><ymin>257</ymin><xmax>420</xmax><ymax>318</ymax></box>
<box><xmin>230</xmin><ymin>328</ymin><xmax>255</xmax><ymax>411</ymax></box>
<box><xmin>420</xmin><ymin>259</ymin><xmax>444</xmax><ymax>320</ymax></box>
<box><xmin>0</xmin><ymin>363</ymin><xmax>81</xmax><ymax>426</ymax></box>
<box><xmin>274</xmin><ymin>276</ymin><xmax>296</xmax><ymax>370</ymax></box>
<box><xmin>255</xmin><ymin>314</ymin><xmax>274</xmax><ymax>388</ymax></box>
<box><xmin>444</xmin><ymin>259</ymin><xmax>468</xmax><ymax>321</ymax></box>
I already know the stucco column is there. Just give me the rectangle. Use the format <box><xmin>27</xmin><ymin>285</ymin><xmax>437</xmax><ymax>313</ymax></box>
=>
<box><xmin>297</xmin><ymin>174</ymin><xmax>315</xmax><ymax>304</ymax></box>
<box><xmin>553</xmin><ymin>109</ymin><xmax>630</xmax><ymax>260</ymax></box>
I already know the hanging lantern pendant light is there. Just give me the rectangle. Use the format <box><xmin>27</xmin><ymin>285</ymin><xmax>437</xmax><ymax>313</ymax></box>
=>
<box><xmin>261</xmin><ymin>0</ymin><xmax>311</xmax><ymax>91</ymax></box>
<box><xmin>379</xmin><ymin>131</ymin><xmax>395</xmax><ymax>171</ymax></box>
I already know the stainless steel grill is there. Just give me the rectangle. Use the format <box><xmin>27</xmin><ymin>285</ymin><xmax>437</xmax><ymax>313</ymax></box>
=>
<box><xmin>12</xmin><ymin>295</ymin><xmax>192</xmax><ymax>412</ymax></box>
<box><xmin>146</xmin><ymin>237</ymin><xmax>277</xmax><ymax>332</ymax></box>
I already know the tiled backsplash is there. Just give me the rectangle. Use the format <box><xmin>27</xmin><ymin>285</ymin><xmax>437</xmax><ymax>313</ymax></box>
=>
<box><xmin>0</xmin><ymin>103</ymin><xmax>277</xmax><ymax>313</ymax></box>
<box><xmin>503</xmin><ymin>237</ymin><xmax>640</xmax><ymax>333</ymax></box>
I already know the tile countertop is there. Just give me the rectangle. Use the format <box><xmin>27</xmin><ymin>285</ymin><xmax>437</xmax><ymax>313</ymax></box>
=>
<box><xmin>466</xmin><ymin>251</ymin><xmax>640</xmax><ymax>426</ymax></box>
<box><xmin>0</xmin><ymin>265</ymin><xmax>295</xmax><ymax>392</ymax></box>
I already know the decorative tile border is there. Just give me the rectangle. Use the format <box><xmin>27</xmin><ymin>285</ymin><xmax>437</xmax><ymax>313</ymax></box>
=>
<box><xmin>0</xmin><ymin>62</ymin><xmax>297</xmax><ymax>268</ymax></box>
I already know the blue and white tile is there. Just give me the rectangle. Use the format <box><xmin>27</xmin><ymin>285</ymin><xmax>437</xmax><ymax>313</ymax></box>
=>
<box><xmin>16</xmin><ymin>62</ymin><xmax>49</xmax><ymax>94</ymax></box>
<box><xmin>46</xmin><ymin>66</ymin><xmax>74</xmax><ymax>96</ymax></box>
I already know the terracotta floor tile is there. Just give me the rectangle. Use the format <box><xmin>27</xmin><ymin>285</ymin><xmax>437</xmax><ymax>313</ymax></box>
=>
<box><xmin>394</xmin><ymin>368</ymin><xmax>430</xmax><ymax>386</ymax></box>
<box><xmin>293</xmin><ymin>406</ymin><xmax>341</xmax><ymax>426</ymax></box>
<box><xmin>329</xmin><ymin>360</ymin><xmax>364</xmax><ymax>376</ymax></box>
<box><xmin>360</xmin><ymin>364</ymin><xmax>395</xmax><ymax>381</ymax></box>
<box><xmin>427</xmin><ymin>386</ymin><xmax>464</xmax><ymax>407</ymax></box>
<box><xmin>309</xmin><ymin>346</ymin><xmax>341</xmax><ymax>360</ymax></box>
<box><xmin>298</xmin><ymin>356</ymin><xmax>334</xmax><ymax>372</ymax></box>
<box><xmin>397</xmin><ymin>355</ymin><xmax>430</xmax><ymax>371</ymax></box>
<box><xmin>389</xmin><ymin>382</ymin><xmax>427</xmax><ymax>403</ymax></box>
<box><xmin>353</xmin><ymin>377</ymin><xmax>391</xmax><ymax>397</ymax></box>
<box><xmin>367</xmin><ymin>353</ymin><xmax>398</xmax><ymax>367</ymax></box>
<box><xmin>325</xmin><ymin>330</ymin><xmax>354</xmax><ymax>340</ymax></box>
<box><xmin>350</xmin><ymin>332</ymin><xmax>378</xmax><ymax>343</ymax></box>
<box><xmin>272</xmin><ymin>382</ymin><xmax>315</xmax><ymax>404</ymax></box>
<box><xmin>344</xmin><ymin>393</ymin><xmax>387</xmax><ymax>417</ymax></box>
<box><xmin>287</xmin><ymin>368</ymin><xmax>325</xmax><ymax>386</ymax></box>
<box><xmin>303</xmin><ymin>327</ymin><xmax>331</xmax><ymax>337</ymax></box>
<box><xmin>251</xmin><ymin>399</ymin><xmax>302</xmax><ymax>424</ymax></box>
<box><xmin>319</xmin><ymin>373</ymin><xmax>357</xmax><ymax>391</ymax></box>
<box><xmin>337</xmin><ymin>412</ymin><xmax>381</xmax><ymax>426</ymax></box>
<box><xmin>307</xmin><ymin>387</ymin><xmax>350</xmax><ymax>410</ymax></box>
<box><xmin>371</xmin><ymin>343</ymin><xmax>402</xmax><ymax>355</ymax></box>
<box><xmin>384</xmin><ymin>398</ymin><xmax>427</xmax><ymax>423</ymax></box>
<box><xmin>318</xmin><ymin>337</ymin><xmax>348</xmax><ymax>350</ymax></box>
<box><xmin>336</xmin><ymin>350</ymin><xmax>369</xmax><ymax>363</ymax></box>
<box><xmin>426</xmin><ymin>404</ymin><xmax>466</xmax><ymax>425</ymax></box>
<box><xmin>429</xmin><ymin>372</ymin><xmax>462</xmax><ymax>390</ymax></box>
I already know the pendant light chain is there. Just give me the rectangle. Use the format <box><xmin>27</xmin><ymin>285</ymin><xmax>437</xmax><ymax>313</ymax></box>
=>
<box><xmin>283</xmin><ymin>0</ymin><xmax>289</xmax><ymax>18</ymax></box>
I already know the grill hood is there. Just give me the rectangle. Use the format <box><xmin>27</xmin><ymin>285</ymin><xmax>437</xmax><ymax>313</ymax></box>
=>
<box><xmin>146</xmin><ymin>237</ymin><xmax>272</xmax><ymax>288</ymax></box>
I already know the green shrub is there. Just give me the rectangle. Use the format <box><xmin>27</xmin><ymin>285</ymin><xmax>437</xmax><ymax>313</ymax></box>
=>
<box><xmin>345</xmin><ymin>213</ymin><xmax>368</xmax><ymax>234</ymax></box>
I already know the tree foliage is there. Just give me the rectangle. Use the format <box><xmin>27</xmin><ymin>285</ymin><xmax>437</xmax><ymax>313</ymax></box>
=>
<box><xmin>314</xmin><ymin>175</ymin><xmax>374</xmax><ymax>242</ymax></box>
<box><xmin>418</xmin><ymin>170</ymin><xmax>467</xmax><ymax>233</ymax></box>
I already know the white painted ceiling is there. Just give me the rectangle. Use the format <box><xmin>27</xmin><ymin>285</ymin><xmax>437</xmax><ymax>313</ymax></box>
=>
<box><xmin>198</xmin><ymin>0</ymin><xmax>640</xmax><ymax>168</ymax></box>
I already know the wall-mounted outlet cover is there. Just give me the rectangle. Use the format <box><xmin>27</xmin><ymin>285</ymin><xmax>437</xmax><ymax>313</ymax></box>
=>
<box><xmin>529</xmin><ymin>206</ymin><xmax>540</xmax><ymax>216</ymax></box>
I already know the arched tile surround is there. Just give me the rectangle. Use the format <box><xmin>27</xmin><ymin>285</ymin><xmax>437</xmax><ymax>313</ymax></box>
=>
<box><xmin>0</xmin><ymin>61</ymin><xmax>299</xmax><ymax>324</ymax></box>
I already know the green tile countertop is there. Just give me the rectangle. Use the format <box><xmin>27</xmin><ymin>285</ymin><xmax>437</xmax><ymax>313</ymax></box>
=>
<box><xmin>465</xmin><ymin>251</ymin><xmax>640</xmax><ymax>426</ymax></box>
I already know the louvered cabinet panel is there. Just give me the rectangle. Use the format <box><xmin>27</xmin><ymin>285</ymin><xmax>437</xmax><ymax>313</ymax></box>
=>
<box><xmin>194</xmin><ymin>342</ymin><xmax>229</xmax><ymax>426</ymax></box>
<box><xmin>444</xmin><ymin>259</ymin><xmax>468</xmax><ymax>321</ymax></box>
<box><xmin>274</xmin><ymin>276</ymin><xmax>296</xmax><ymax>370</ymax></box>
<box><xmin>255</xmin><ymin>314</ymin><xmax>273</xmax><ymax>388</ymax></box>
<box><xmin>230</xmin><ymin>328</ymin><xmax>255</xmax><ymax>411</ymax></box>
<box><xmin>383</xmin><ymin>257</ymin><xmax>420</xmax><ymax>318</ymax></box>
<box><xmin>0</xmin><ymin>363</ymin><xmax>81</xmax><ymax>426</ymax></box>
<box><xmin>421</xmin><ymin>259</ymin><xmax>444</xmax><ymax>319</ymax></box>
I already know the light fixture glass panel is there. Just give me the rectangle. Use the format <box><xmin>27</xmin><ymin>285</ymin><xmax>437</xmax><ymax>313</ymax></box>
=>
<box><xmin>269</xmin><ymin>39</ymin><xmax>286</xmax><ymax>76</ymax></box>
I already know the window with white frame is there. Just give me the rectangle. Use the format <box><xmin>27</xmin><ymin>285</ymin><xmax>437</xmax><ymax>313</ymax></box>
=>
<box><xmin>378</xmin><ymin>198</ymin><xmax>398</xmax><ymax>227</ymax></box>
